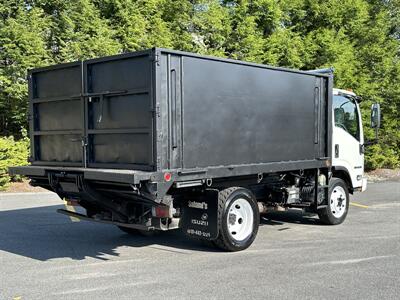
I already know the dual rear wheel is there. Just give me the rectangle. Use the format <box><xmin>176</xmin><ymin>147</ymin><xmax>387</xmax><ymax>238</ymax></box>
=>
<box><xmin>213</xmin><ymin>187</ymin><xmax>260</xmax><ymax>251</ymax></box>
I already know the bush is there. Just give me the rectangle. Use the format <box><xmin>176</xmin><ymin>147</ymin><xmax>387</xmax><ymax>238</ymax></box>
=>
<box><xmin>0</xmin><ymin>134</ymin><xmax>29</xmax><ymax>190</ymax></box>
<box><xmin>365</xmin><ymin>143</ymin><xmax>400</xmax><ymax>171</ymax></box>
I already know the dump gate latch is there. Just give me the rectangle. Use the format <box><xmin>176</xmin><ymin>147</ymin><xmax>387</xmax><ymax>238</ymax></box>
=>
<box><xmin>151</xmin><ymin>52</ymin><xmax>160</xmax><ymax>65</ymax></box>
<box><xmin>97</xmin><ymin>94</ymin><xmax>104</xmax><ymax>123</ymax></box>
<box><xmin>81</xmin><ymin>136</ymin><xmax>88</xmax><ymax>168</ymax></box>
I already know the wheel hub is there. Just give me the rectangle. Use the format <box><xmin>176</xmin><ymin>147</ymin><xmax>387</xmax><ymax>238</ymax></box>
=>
<box><xmin>228</xmin><ymin>213</ymin><xmax>237</xmax><ymax>225</ymax></box>
<box><xmin>330</xmin><ymin>186</ymin><xmax>347</xmax><ymax>218</ymax></box>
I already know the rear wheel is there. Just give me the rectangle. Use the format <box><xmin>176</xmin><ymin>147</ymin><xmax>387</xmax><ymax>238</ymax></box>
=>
<box><xmin>213</xmin><ymin>187</ymin><xmax>259</xmax><ymax>251</ymax></box>
<box><xmin>318</xmin><ymin>177</ymin><xmax>349</xmax><ymax>225</ymax></box>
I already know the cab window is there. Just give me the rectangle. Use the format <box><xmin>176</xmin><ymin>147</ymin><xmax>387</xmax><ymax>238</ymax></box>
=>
<box><xmin>333</xmin><ymin>95</ymin><xmax>360</xmax><ymax>141</ymax></box>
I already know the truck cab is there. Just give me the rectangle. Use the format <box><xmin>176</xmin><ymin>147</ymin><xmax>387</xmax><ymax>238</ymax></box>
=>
<box><xmin>332</xmin><ymin>88</ymin><xmax>367</xmax><ymax>193</ymax></box>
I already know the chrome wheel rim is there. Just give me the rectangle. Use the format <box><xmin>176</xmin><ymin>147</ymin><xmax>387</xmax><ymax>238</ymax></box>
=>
<box><xmin>227</xmin><ymin>198</ymin><xmax>254</xmax><ymax>241</ymax></box>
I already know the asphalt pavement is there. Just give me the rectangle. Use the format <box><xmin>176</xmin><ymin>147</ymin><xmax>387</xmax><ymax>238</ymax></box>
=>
<box><xmin>0</xmin><ymin>180</ymin><xmax>399</xmax><ymax>299</ymax></box>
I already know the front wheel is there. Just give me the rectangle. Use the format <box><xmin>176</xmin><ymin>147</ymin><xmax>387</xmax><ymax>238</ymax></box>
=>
<box><xmin>213</xmin><ymin>187</ymin><xmax>260</xmax><ymax>251</ymax></box>
<box><xmin>318</xmin><ymin>177</ymin><xmax>349</xmax><ymax>225</ymax></box>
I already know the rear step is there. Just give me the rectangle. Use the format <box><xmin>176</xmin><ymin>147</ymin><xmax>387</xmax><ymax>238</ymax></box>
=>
<box><xmin>57</xmin><ymin>209</ymin><xmax>155</xmax><ymax>231</ymax></box>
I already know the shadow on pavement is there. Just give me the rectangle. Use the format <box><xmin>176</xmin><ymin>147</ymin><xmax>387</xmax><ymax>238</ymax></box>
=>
<box><xmin>261</xmin><ymin>209</ymin><xmax>322</xmax><ymax>226</ymax></box>
<box><xmin>0</xmin><ymin>205</ymin><xmax>323</xmax><ymax>261</ymax></box>
<box><xmin>0</xmin><ymin>205</ymin><xmax>221</xmax><ymax>261</ymax></box>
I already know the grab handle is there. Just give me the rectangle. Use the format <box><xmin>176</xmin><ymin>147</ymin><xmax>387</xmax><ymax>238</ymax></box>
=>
<box><xmin>171</xmin><ymin>69</ymin><xmax>177</xmax><ymax>148</ymax></box>
<box><xmin>314</xmin><ymin>87</ymin><xmax>320</xmax><ymax>144</ymax></box>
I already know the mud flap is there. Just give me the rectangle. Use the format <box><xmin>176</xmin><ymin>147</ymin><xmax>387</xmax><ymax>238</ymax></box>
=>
<box><xmin>181</xmin><ymin>189</ymin><xmax>219</xmax><ymax>240</ymax></box>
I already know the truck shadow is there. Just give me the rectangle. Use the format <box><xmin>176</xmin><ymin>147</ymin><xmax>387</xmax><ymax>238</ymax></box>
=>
<box><xmin>261</xmin><ymin>209</ymin><xmax>322</xmax><ymax>226</ymax></box>
<box><xmin>0</xmin><ymin>205</ymin><xmax>322</xmax><ymax>261</ymax></box>
<box><xmin>0</xmin><ymin>204</ymin><xmax>221</xmax><ymax>261</ymax></box>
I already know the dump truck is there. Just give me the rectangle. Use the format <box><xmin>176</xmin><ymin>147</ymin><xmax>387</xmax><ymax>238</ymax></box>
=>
<box><xmin>10</xmin><ymin>48</ymin><xmax>381</xmax><ymax>251</ymax></box>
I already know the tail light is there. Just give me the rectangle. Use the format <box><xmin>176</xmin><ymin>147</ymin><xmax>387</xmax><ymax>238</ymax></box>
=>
<box><xmin>152</xmin><ymin>205</ymin><xmax>171</xmax><ymax>218</ymax></box>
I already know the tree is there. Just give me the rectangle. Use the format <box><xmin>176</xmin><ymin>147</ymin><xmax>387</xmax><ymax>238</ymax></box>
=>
<box><xmin>37</xmin><ymin>0</ymin><xmax>121</xmax><ymax>61</ymax></box>
<box><xmin>0</xmin><ymin>3</ymin><xmax>52</xmax><ymax>136</ymax></box>
<box><xmin>223</xmin><ymin>0</ymin><xmax>264</xmax><ymax>61</ymax></box>
<box><xmin>191</xmin><ymin>0</ymin><xmax>232</xmax><ymax>56</ymax></box>
<box><xmin>0</xmin><ymin>0</ymin><xmax>399</xmax><ymax>169</ymax></box>
<box><xmin>95</xmin><ymin>0</ymin><xmax>172</xmax><ymax>52</ymax></box>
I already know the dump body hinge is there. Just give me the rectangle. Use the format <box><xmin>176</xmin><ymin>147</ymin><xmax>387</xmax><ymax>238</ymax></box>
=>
<box><xmin>151</xmin><ymin>51</ymin><xmax>160</xmax><ymax>66</ymax></box>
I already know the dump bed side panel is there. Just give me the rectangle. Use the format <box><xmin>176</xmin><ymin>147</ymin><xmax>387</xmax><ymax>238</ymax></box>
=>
<box><xmin>158</xmin><ymin>51</ymin><xmax>330</xmax><ymax>170</ymax></box>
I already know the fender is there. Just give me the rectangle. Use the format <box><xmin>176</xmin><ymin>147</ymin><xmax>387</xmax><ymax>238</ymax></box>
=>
<box><xmin>331</xmin><ymin>166</ymin><xmax>354</xmax><ymax>193</ymax></box>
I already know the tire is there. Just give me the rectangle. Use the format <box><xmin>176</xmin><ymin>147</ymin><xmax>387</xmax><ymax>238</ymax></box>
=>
<box><xmin>318</xmin><ymin>177</ymin><xmax>349</xmax><ymax>225</ymax></box>
<box><xmin>213</xmin><ymin>187</ymin><xmax>260</xmax><ymax>251</ymax></box>
<box><xmin>117</xmin><ymin>226</ymin><xmax>158</xmax><ymax>237</ymax></box>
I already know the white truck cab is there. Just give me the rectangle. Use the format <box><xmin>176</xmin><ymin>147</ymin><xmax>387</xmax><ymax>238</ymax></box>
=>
<box><xmin>331</xmin><ymin>88</ymin><xmax>378</xmax><ymax>193</ymax></box>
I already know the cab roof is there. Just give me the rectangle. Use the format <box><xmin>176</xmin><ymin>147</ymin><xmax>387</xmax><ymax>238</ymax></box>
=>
<box><xmin>333</xmin><ymin>88</ymin><xmax>357</xmax><ymax>97</ymax></box>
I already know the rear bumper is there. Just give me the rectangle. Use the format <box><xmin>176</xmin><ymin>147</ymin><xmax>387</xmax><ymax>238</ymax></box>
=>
<box><xmin>9</xmin><ymin>165</ymin><xmax>175</xmax><ymax>204</ymax></box>
<box><xmin>9</xmin><ymin>165</ymin><xmax>153</xmax><ymax>185</ymax></box>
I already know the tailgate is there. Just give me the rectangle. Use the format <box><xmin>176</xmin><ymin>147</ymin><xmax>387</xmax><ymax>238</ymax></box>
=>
<box><xmin>30</xmin><ymin>50</ymin><xmax>155</xmax><ymax>170</ymax></box>
<box><xmin>9</xmin><ymin>165</ymin><xmax>153</xmax><ymax>185</ymax></box>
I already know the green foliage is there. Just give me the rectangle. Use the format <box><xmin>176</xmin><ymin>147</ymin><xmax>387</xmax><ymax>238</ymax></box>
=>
<box><xmin>45</xmin><ymin>0</ymin><xmax>121</xmax><ymax>61</ymax></box>
<box><xmin>0</xmin><ymin>132</ymin><xmax>29</xmax><ymax>190</ymax></box>
<box><xmin>96</xmin><ymin>0</ymin><xmax>173</xmax><ymax>52</ymax></box>
<box><xmin>191</xmin><ymin>0</ymin><xmax>231</xmax><ymax>56</ymax></box>
<box><xmin>0</xmin><ymin>2</ymin><xmax>52</xmax><ymax>136</ymax></box>
<box><xmin>365</xmin><ymin>143</ymin><xmax>400</xmax><ymax>170</ymax></box>
<box><xmin>0</xmin><ymin>0</ymin><xmax>399</xmax><ymax>169</ymax></box>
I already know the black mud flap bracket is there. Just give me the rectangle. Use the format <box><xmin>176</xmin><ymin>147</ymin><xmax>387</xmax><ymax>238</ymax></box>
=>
<box><xmin>180</xmin><ymin>189</ymin><xmax>219</xmax><ymax>240</ymax></box>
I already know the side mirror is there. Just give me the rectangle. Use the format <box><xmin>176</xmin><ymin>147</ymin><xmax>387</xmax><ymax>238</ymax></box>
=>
<box><xmin>371</xmin><ymin>103</ymin><xmax>381</xmax><ymax>129</ymax></box>
<box><xmin>366</xmin><ymin>103</ymin><xmax>381</xmax><ymax>146</ymax></box>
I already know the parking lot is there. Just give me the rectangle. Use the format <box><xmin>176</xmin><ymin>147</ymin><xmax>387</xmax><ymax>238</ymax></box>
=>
<box><xmin>0</xmin><ymin>180</ymin><xmax>399</xmax><ymax>299</ymax></box>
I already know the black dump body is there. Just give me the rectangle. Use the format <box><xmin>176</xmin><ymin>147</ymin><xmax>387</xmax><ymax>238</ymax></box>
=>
<box><xmin>10</xmin><ymin>48</ymin><xmax>332</xmax><ymax>204</ymax></box>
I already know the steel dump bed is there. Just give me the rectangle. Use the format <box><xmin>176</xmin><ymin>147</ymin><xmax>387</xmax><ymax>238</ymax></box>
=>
<box><xmin>10</xmin><ymin>48</ymin><xmax>332</xmax><ymax>202</ymax></box>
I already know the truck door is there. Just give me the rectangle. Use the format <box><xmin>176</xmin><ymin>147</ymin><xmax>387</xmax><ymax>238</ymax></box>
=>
<box><xmin>332</xmin><ymin>94</ymin><xmax>364</xmax><ymax>188</ymax></box>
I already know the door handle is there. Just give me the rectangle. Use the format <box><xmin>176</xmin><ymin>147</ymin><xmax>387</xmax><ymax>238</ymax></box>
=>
<box><xmin>335</xmin><ymin>144</ymin><xmax>339</xmax><ymax>158</ymax></box>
